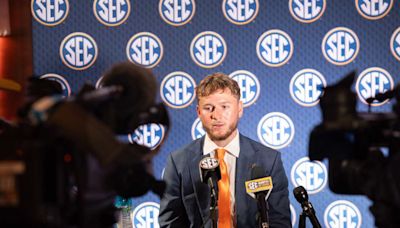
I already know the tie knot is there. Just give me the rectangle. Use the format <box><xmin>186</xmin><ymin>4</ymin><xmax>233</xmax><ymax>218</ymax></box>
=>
<box><xmin>216</xmin><ymin>148</ymin><xmax>226</xmax><ymax>159</ymax></box>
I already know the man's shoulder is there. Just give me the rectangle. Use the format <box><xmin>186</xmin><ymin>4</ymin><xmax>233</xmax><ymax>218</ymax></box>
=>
<box><xmin>168</xmin><ymin>137</ymin><xmax>203</xmax><ymax>163</ymax></box>
<box><xmin>240</xmin><ymin>134</ymin><xmax>280</xmax><ymax>156</ymax></box>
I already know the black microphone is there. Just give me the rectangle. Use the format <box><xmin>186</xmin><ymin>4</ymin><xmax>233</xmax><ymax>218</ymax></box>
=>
<box><xmin>245</xmin><ymin>166</ymin><xmax>273</xmax><ymax>228</ymax></box>
<box><xmin>199</xmin><ymin>156</ymin><xmax>221</xmax><ymax>202</ymax></box>
<box><xmin>293</xmin><ymin>186</ymin><xmax>321</xmax><ymax>228</ymax></box>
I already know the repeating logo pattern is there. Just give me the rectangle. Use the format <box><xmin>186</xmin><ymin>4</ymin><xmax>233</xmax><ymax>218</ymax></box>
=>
<box><xmin>60</xmin><ymin>32</ymin><xmax>98</xmax><ymax>70</ymax></box>
<box><xmin>159</xmin><ymin>0</ymin><xmax>196</xmax><ymax>26</ymax></box>
<box><xmin>322</xmin><ymin>27</ymin><xmax>359</xmax><ymax>66</ymax></box>
<box><xmin>31</xmin><ymin>0</ymin><xmax>69</xmax><ymax>26</ymax></box>
<box><xmin>390</xmin><ymin>27</ymin><xmax>400</xmax><ymax>62</ymax></box>
<box><xmin>289</xmin><ymin>0</ymin><xmax>326</xmax><ymax>23</ymax></box>
<box><xmin>93</xmin><ymin>0</ymin><xmax>131</xmax><ymax>26</ymax></box>
<box><xmin>129</xmin><ymin>123</ymin><xmax>166</xmax><ymax>150</ymax></box>
<box><xmin>356</xmin><ymin>67</ymin><xmax>393</xmax><ymax>106</ymax></box>
<box><xmin>290</xmin><ymin>69</ymin><xmax>326</xmax><ymax>107</ymax></box>
<box><xmin>126</xmin><ymin>32</ymin><xmax>164</xmax><ymax>68</ymax></box>
<box><xmin>191</xmin><ymin>117</ymin><xmax>205</xmax><ymax>140</ymax></box>
<box><xmin>160</xmin><ymin>71</ymin><xmax>196</xmax><ymax>109</ymax></box>
<box><xmin>131</xmin><ymin>202</ymin><xmax>160</xmax><ymax>228</ymax></box>
<box><xmin>257</xmin><ymin>112</ymin><xmax>295</xmax><ymax>149</ymax></box>
<box><xmin>257</xmin><ymin>30</ymin><xmax>293</xmax><ymax>67</ymax></box>
<box><xmin>291</xmin><ymin>157</ymin><xmax>327</xmax><ymax>194</ymax></box>
<box><xmin>39</xmin><ymin>73</ymin><xmax>71</xmax><ymax>97</ymax></box>
<box><xmin>355</xmin><ymin>0</ymin><xmax>393</xmax><ymax>20</ymax></box>
<box><xmin>229</xmin><ymin>70</ymin><xmax>260</xmax><ymax>107</ymax></box>
<box><xmin>324</xmin><ymin>200</ymin><xmax>362</xmax><ymax>228</ymax></box>
<box><xmin>190</xmin><ymin>31</ymin><xmax>227</xmax><ymax>68</ymax></box>
<box><xmin>222</xmin><ymin>0</ymin><xmax>259</xmax><ymax>25</ymax></box>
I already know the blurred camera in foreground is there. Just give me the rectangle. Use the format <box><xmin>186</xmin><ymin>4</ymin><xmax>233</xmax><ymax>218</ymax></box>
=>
<box><xmin>309</xmin><ymin>71</ymin><xmax>400</xmax><ymax>227</ymax></box>
<box><xmin>0</xmin><ymin>62</ymin><xmax>169</xmax><ymax>227</ymax></box>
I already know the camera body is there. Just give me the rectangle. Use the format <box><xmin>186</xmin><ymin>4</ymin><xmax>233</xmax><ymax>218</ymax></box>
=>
<box><xmin>309</xmin><ymin>71</ymin><xmax>400</xmax><ymax>194</ymax></box>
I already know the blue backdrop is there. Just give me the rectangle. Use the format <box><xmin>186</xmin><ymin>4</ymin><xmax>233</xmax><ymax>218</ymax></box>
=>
<box><xmin>31</xmin><ymin>0</ymin><xmax>400</xmax><ymax>227</ymax></box>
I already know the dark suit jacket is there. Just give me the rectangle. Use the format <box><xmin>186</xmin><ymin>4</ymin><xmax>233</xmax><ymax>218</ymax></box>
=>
<box><xmin>159</xmin><ymin>134</ymin><xmax>291</xmax><ymax>227</ymax></box>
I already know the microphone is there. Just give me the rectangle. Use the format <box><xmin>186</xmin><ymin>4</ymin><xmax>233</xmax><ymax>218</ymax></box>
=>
<box><xmin>293</xmin><ymin>186</ymin><xmax>321</xmax><ymax>228</ymax></box>
<box><xmin>245</xmin><ymin>166</ymin><xmax>273</xmax><ymax>228</ymax></box>
<box><xmin>199</xmin><ymin>156</ymin><xmax>221</xmax><ymax>202</ymax></box>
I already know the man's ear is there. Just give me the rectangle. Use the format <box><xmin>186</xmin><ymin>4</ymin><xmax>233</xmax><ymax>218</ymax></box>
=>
<box><xmin>238</xmin><ymin>100</ymin><xmax>243</xmax><ymax>118</ymax></box>
<box><xmin>196</xmin><ymin>104</ymin><xmax>200</xmax><ymax>116</ymax></box>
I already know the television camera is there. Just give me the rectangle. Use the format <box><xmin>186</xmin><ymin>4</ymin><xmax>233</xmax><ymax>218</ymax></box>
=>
<box><xmin>0</xmin><ymin>62</ymin><xmax>169</xmax><ymax>227</ymax></box>
<box><xmin>309</xmin><ymin>71</ymin><xmax>400</xmax><ymax>227</ymax></box>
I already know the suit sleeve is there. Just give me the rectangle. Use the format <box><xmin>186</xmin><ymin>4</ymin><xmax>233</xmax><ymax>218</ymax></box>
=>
<box><xmin>158</xmin><ymin>153</ymin><xmax>190</xmax><ymax>227</ymax></box>
<box><xmin>267</xmin><ymin>152</ymin><xmax>292</xmax><ymax>227</ymax></box>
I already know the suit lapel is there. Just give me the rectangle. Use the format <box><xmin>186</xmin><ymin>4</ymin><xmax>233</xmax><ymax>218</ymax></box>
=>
<box><xmin>188</xmin><ymin>137</ymin><xmax>210</xmax><ymax>223</ymax></box>
<box><xmin>235</xmin><ymin>135</ymin><xmax>257</xmax><ymax>225</ymax></box>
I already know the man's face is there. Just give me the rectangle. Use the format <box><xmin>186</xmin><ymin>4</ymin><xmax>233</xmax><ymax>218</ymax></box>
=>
<box><xmin>197</xmin><ymin>89</ymin><xmax>243</xmax><ymax>143</ymax></box>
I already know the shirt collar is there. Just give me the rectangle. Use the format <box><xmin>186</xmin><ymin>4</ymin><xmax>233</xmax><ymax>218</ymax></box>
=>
<box><xmin>203</xmin><ymin>130</ymin><xmax>240</xmax><ymax>158</ymax></box>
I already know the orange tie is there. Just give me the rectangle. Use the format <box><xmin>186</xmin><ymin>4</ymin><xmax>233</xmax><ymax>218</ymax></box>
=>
<box><xmin>216</xmin><ymin>148</ymin><xmax>232</xmax><ymax>228</ymax></box>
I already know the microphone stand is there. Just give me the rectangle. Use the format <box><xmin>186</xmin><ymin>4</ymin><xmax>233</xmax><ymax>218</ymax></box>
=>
<box><xmin>208</xmin><ymin>178</ymin><xmax>218</xmax><ymax>228</ymax></box>
<box><xmin>298</xmin><ymin>202</ymin><xmax>321</xmax><ymax>228</ymax></box>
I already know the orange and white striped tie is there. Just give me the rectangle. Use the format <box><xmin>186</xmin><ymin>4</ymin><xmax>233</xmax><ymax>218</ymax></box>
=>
<box><xmin>216</xmin><ymin>148</ymin><xmax>232</xmax><ymax>228</ymax></box>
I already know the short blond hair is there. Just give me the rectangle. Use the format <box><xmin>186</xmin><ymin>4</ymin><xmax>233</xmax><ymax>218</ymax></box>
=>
<box><xmin>195</xmin><ymin>73</ymin><xmax>240</xmax><ymax>101</ymax></box>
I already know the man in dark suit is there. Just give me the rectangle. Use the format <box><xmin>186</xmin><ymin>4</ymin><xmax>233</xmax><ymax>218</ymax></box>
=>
<box><xmin>159</xmin><ymin>73</ymin><xmax>291</xmax><ymax>227</ymax></box>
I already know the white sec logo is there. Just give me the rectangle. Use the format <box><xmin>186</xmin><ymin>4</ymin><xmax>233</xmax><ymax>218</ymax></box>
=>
<box><xmin>390</xmin><ymin>27</ymin><xmax>400</xmax><ymax>62</ymax></box>
<box><xmin>126</xmin><ymin>32</ymin><xmax>164</xmax><ymax>68</ymax></box>
<box><xmin>322</xmin><ymin>27</ymin><xmax>359</xmax><ymax>66</ymax></box>
<box><xmin>290</xmin><ymin>157</ymin><xmax>327</xmax><ymax>194</ymax></box>
<box><xmin>131</xmin><ymin>202</ymin><xmax>160</xmax><ymax>228</ymax></box>
<box><xmin>31</xmin><ymin>0</ymin><xmax>69</xmax><ymax>26</ymax></box>
<box><xmin>191</xmin><ymin>118</ymin><xmax>205</xmax><ymax>140</ymax></box>
<box><xmin>355</xmin><ymin>0</ymin><xmax>393</xmax><ymax>20</ymax></box>
<box><xmin>356</xmin><ymin>67</ymin><xmax>393</xmax><ymax>106</ymax></box>
<box><xmin>222</xmin><ymin>0</ymin><xmax>259</xmax><ymax>25</ymax></box>
<box><xmin>257</xmin><ymin>112</ymin><xmax>295</xmax><ymax>149</ymax></box>
<box><xmin>190</xmin><ymin>31</ymin><xmax>227</xmax><ymax>68</ymax></box>
<box><xmin>160</xmin><ymin>71</ymin><xmax>196</xmax><ymax>109</ymax></box>
<box><xmin>159</xmin><ymin>0</ymin><xmax>196</xmax><ymax>26</ymax></box>
<box><xmin>257</xmin><ymin>30</ymin><xmax>293</xmax><ymax>67</ymax></box>
<box><xmin>289</xmin><ymin>69</ymin><xmax>326</xmax><ymax>107</ymax></box>
<box><xmin>60</xmin><ymin>32</ymin><xmax>98</xmax><ymax>70</ymax></box>
<box><xmin>324</xmin><ymin>200</ymin><xmax>362</xmax><ymax>228</ymax></box>
<box><xmin>229</xmin><ymin>70</ymin><xmax>260</xmax><ymax>107</ymax></box>
<box><xmin>129</xmin><ymin>123</ymin><xmax>165</xmax><ymax>150</ymax></box>
<box><xmin>93</xmin><ymin>0</ymin><xmax>131</xmax><ymax>26</ymax></box>
<box><xmin>289</xmin><ymin>0</ymin><xmax>326</xmax><ymax>23</ymax></box>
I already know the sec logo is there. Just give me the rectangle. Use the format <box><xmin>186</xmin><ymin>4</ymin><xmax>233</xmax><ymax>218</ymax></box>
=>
<box><xmin>322</xmin><ymin>27</ymin><xmax>359</xmax><ymax>66</ymax></box>
<box><xmin>39</xmin><ymin>73</ymin><xmax>71</xmax><ymax>97</ymax></box>
<box><xmin>131</xmin><ymin>202</ymin><xmax>160</xmax><ymax>228</ymax></box>
<box><xmin>291</xmin><ymin>157</ymin><xmax>327</xmax><ymax>194</ymax></box>
<box><xmin>289</xmin><ymin>0</ymin><xmax>326</xmax><ymax>23</ymax></box>
<box><xmin>160</xmin><ymin>71</ymin><xmax>196</xmax><ymax>109</ymax></box>
<box><xmin>190</xmin><ymin>31</ymin><xmax>227</xmax><ymax>68</ymax></box>
<box><xmin>222</xmin><ymin>0</ymin><xmax>259</xmax><ymax>25</ymax></box>
<box><xmin>126</xmin><ymin>32</ymin><xmax>163</xmax><ymax>68</ymax></box>
<box><xmin>129</xmin><ymin>123</ymin><xmax>165</xmax><ymax>150</ymax></box>
<box><xmin>60</xmin><ymin>32</ymin><xmax>98</xmax><ymax>70</ymax></box>
<box><xmin>290</xmin><ymin>69</ymin><xmax>326</xmax><ymax>107</ymax></box>
<box><xmin>93</xmin><ymin>0</ymin><xmax>131</xmax><ymax>26</ymax></box>
<box><xmin>390</xmin><ymin>27</ymin><xmax>400</xmax><ymax>62</ymax></box>
<box><xmin>290</xmin><ymin>204</ymin><xmax>297</xmax><ymax>227</ymax></box>
<box><xmin>191</xmin><ymin>117</ymin><xmax>205</xmax><ymax>140</ymax></box>
<box><xmin>356</xmin><ymin>67</ymin><xmax>393</xmax><ymax>106</ymax></box>
<box><xmin>257</xmin><ymin>112</ymin><xmax>295</xmax><ymax>149</ymax></box>
<box><xmin>159</xmin><ymin>0</ymin><xmax>195</xmax><ymax>26</ymax></box>
<box><xmin>355</xmin><ymin>0</ymin><xmax>393</xmax><ymax>20</ymax></box>
<box><xmin>31</xmin><ymin>0</ymin><xmax>69</xmax><ymax>26</ymax></box>
<box><xmin>257</xmin><ymin>30</ymin><xmax>293</xmax><ymax>67</ymax></box>
<box><xmin>229</xmin><ymin>70</ymin><xmax>260</xmax><ymax>107</ymax></box>
<box><xmin>324</xmin><ymin>200</ymin><xmax>362</xmax><ymax>228</ymax></box>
